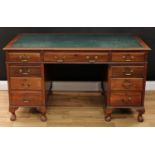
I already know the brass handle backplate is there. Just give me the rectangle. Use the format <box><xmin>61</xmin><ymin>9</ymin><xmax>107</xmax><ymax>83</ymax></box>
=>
<box><xmin>122</xmin><ymin>80</ymin><xmax>132</xmax><ymax>89</ymax></box>
<box><xmin>19</xmin><ymin>55</ymin><xmax>31</xmax><ymax>62</ymax></box>
<box><xmin>86</xmin><ymin>56</ymin><xmax>98</xmax><ymax>63</ymax></box>
<box><xmin>122</xmin><ymin>55</ymin><xmax>135</xmax><ymax>62</ymax></box>
<box><xmin>19</xmin><ymin>69</ymin><xmax>31</xmax><ymax>75</ymax></box>
<box><xmin>21</xmin><ymin>83</ymin><xmax>31</xmax><ymax>88</ymax></box>
<box><xmin>54</xmin><ymin>56</ymin><xmax>65</xmax><ymax>63</ymax></box>
<box><xmin>123</xmin><ymin>68</ymin><xmax>134</xmax><ymax>76</ymax></box>
<box><xmin>121</xmin><ymin>97</ymin><xmax>132</xmax><ymax>104</ymax></box>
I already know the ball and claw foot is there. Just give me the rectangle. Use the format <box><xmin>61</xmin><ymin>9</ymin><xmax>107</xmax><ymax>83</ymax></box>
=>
<box><xmin>10</xmin><ymin>114</ymin><xmax>16</xmax><ymax>121</ymax></box>
<box><xmin>40</xmin><ymin>114</ymin><xmax>47</xmax><ymax>122</ymax></box>
<box><xmin>137</xmin><ymin>109</ymin><xmax>145</xmax><ymax>122</ymax></box>
<box><xmin>105</xmin><ymin>115</ymin><xmax>112</xmax><ymax>122</ymax></box>
<box><xmin>137</xmin><ymin>114</ymin><xmax>144</xmax><ymax>122</ymax></box>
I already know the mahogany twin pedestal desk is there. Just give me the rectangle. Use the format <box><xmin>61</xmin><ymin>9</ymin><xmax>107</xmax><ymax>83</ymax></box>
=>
<box><xmin>3</xmin><ymin>33</ymin><xmax>151</xmax><ymax>122</ymax></box>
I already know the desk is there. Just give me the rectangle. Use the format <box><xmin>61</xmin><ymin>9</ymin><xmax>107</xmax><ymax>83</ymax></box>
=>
<box><xmin>3</xmin><ymin>33</ymin><xmax>151</xmax><ymax>122</ymax></box>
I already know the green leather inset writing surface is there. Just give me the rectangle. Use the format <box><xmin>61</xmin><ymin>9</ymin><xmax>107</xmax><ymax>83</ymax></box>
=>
<box><xmin>12</xmin><ymin>34</ymin><xmax>142</xmax><ymax>48</ymax></box>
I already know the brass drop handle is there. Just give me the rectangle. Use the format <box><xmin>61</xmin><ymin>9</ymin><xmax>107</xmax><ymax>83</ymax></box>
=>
<box><xmin>122</xmin><ymin>55</ymin><xmax>135</xmax><ymax>62</ymax></box>
<box><xmin>122</xmin><ymin>80</ymin><xmax>132</xmax><ymax>89</ymax></box>
<box><xmin>19</xmin><ymin>69</ymin><xmax>31</xmax><ymax>75</ymax></box>
<box><xmin>55</xmin><ymin>56</ymin><xmax>65</xmax><ymax>63</ymax></box>
<box><xmin>21</xmin><ymin>59</ymin><xmax>28</xmax><ymax>62</ymax></box>
<box><xmin>57</xmin><ymin>59</ymin><xmax>64</xmax><ymax>63</ymax></box>
<box><xmin>123</xmin><ymin>69</ymin><xmax>134</xmax><ymax>76</ymax></box>
<box><xmin>124</xmin><ymin>73</ymin><xmax>132</xmax><ymax>76</ymax></box>
<box><xmin>89</xmin><ymin>60</ymin><xmax>96</xmax><ymax>63</ymax></box>
<box><xmin>19</xmin><ymin>55</ymin><xmax>30</xmax><ymax>62</ymax></box>
<box><xmin>23</xmin><ymin>98</ymin><xmax>31</xmax><ymax>103</ymax></box>
<box><xmin>86</xmin><ymin>56</ymin><xmax>98</xmax><ymax>63</ymax></box>
<box><xmin>21</xmin><ymin>83</ymin><xmax>31</xmax><ymax>88</ymax></box>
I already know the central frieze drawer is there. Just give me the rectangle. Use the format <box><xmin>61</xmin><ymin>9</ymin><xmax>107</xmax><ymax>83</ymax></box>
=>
<box><xmin>44</xmin><ymin>52</ymin><xmax>109</xmax><ymax>63</ymax></box>
<box><xmin>112</xmin><ymin>52</ymin><xmax>146</xmax><ymax>62</ymax></box>
<box><xmin>7</xmin><ymin>52</ymin><xmax>41</xmax><ymax>62</ymax></box>
<box><xmin>10</xmin><ymin>77</ymin><xmax>42</xmax><ymax>90</ymax></box>
<box><xmin>10</xmin><ymin>91</ymin><xmax>43</xmax><ymax>106</ymax></box>
<box><xmin>9</xmin><ymin>66</ymin><xmax>42</xmax><ymax>77</ymax></box>
<box><xmin>110</xmin><ymin>78</ymin><xmax>143</xmax><ymax>91</ymax></box>
<box><xmin>109</xmin><ymin>92</ymin><xmax>142</xmax><ymax>106</ymax></box>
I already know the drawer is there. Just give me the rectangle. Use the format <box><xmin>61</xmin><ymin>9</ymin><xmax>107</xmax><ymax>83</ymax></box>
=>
<box><xmin>111</xmin><ymin>52</ymin><xmax>146</xmax><ymax>62</ymax></box>
<box><xmin>9</xmin><ymin>66</ymin><xmax>41</xmax><ymax>77</ymax></box>
<box><xmin>7</xmin><ymin>52</ymin><xmax>41</xmax><ymax>62</ymax></box>
<box><xmin>10</xmin><ymin>77</ymin><xmax>42</xmax><ymax>90</ymax></box>
<box><xmin>44</xmin><ymin>52</ymin><xmax>109</xmax><ymax>63</ymax></box>
<box><xmin>111</xmin><ymin>66</ymin><xmax>145</xmax><ymax>78</ymax></box>
<box><xmin>109</xmin><ymin>92</ymin><xmax>142</xmax><ymax>107</ymax></box>
<box><xmin>110</xmin><ymin>78</ymin><xmax>143</xmax><ymax>91</ymax></box>
<box><xmin>10</xmin><ymin>91</ymin><xmax>43</xmax><ymax>106</ymax></box>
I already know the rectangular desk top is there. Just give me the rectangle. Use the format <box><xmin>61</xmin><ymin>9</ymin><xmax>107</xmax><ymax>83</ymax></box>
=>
<box><xmin>4</xmin><ymin>33</ymin><xmax>150</xmax><ymax>51</ymax></box>
<box><xmin>4</xmin><ymin>33</ymin><xmax>150</xmax><ymax>123</ymax></box>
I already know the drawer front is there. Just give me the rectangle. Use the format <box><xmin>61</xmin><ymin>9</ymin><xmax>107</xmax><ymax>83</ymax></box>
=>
<box><xmin>44</xmin><ymin>52</ymin><xmax>109</xmax><ymax>63</ymax></box>
<box><xmin>111</xmin><ymin>52</ymin><xmax>146</xmax><ymax>62</ymax></box>
<box><xmin>111</xmin><ymin>66</ymin><xmax>145</xmax><ymax>78</ymax></box>
<box><xmin>110</xmin><ymin>78</ymin><xmax>143</xmax><ymax>91</ymax></box>
<box><xmin>10</xmin><ymin>91</ymin><xmax>43</xmax><ymax>106</ymax></box>
<box><xmin>110</xmin><ymin>92</ymin><xmax>142</xmax><ymax>106</ymax></box>
<box><xmin>10</xmin><ymin>77</ymin><xmax>42</xmax><ymax>90</ymax></box>
<box><xmin>9</xmin><ymin>66</ymin><xmax>41</xmax><ymax>77</ymax></box>
<box><xmin>7</xmin><ymin>52</ymin><xmax>41</xmax><ymax>62</ymax></box>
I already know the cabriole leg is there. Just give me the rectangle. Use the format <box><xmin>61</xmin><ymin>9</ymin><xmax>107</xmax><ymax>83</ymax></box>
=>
<box><xmin>137</xmin><ymin>109</ymin><xmax>145</xmax><ymax>122</ymax></box>
<box><xmin>9</xmin><ymin>106</ymin><xmax>18</xmax><ymax>121</ymax></box>
<box><xmin>38</xmin><ymin>106</ymin><xmax>47</xmax><ymax>122</ymax></box>
<box><xmin>105</xmin><ymin>108</ymin><xmax>113</xmax><ymax>122</ymax></box>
